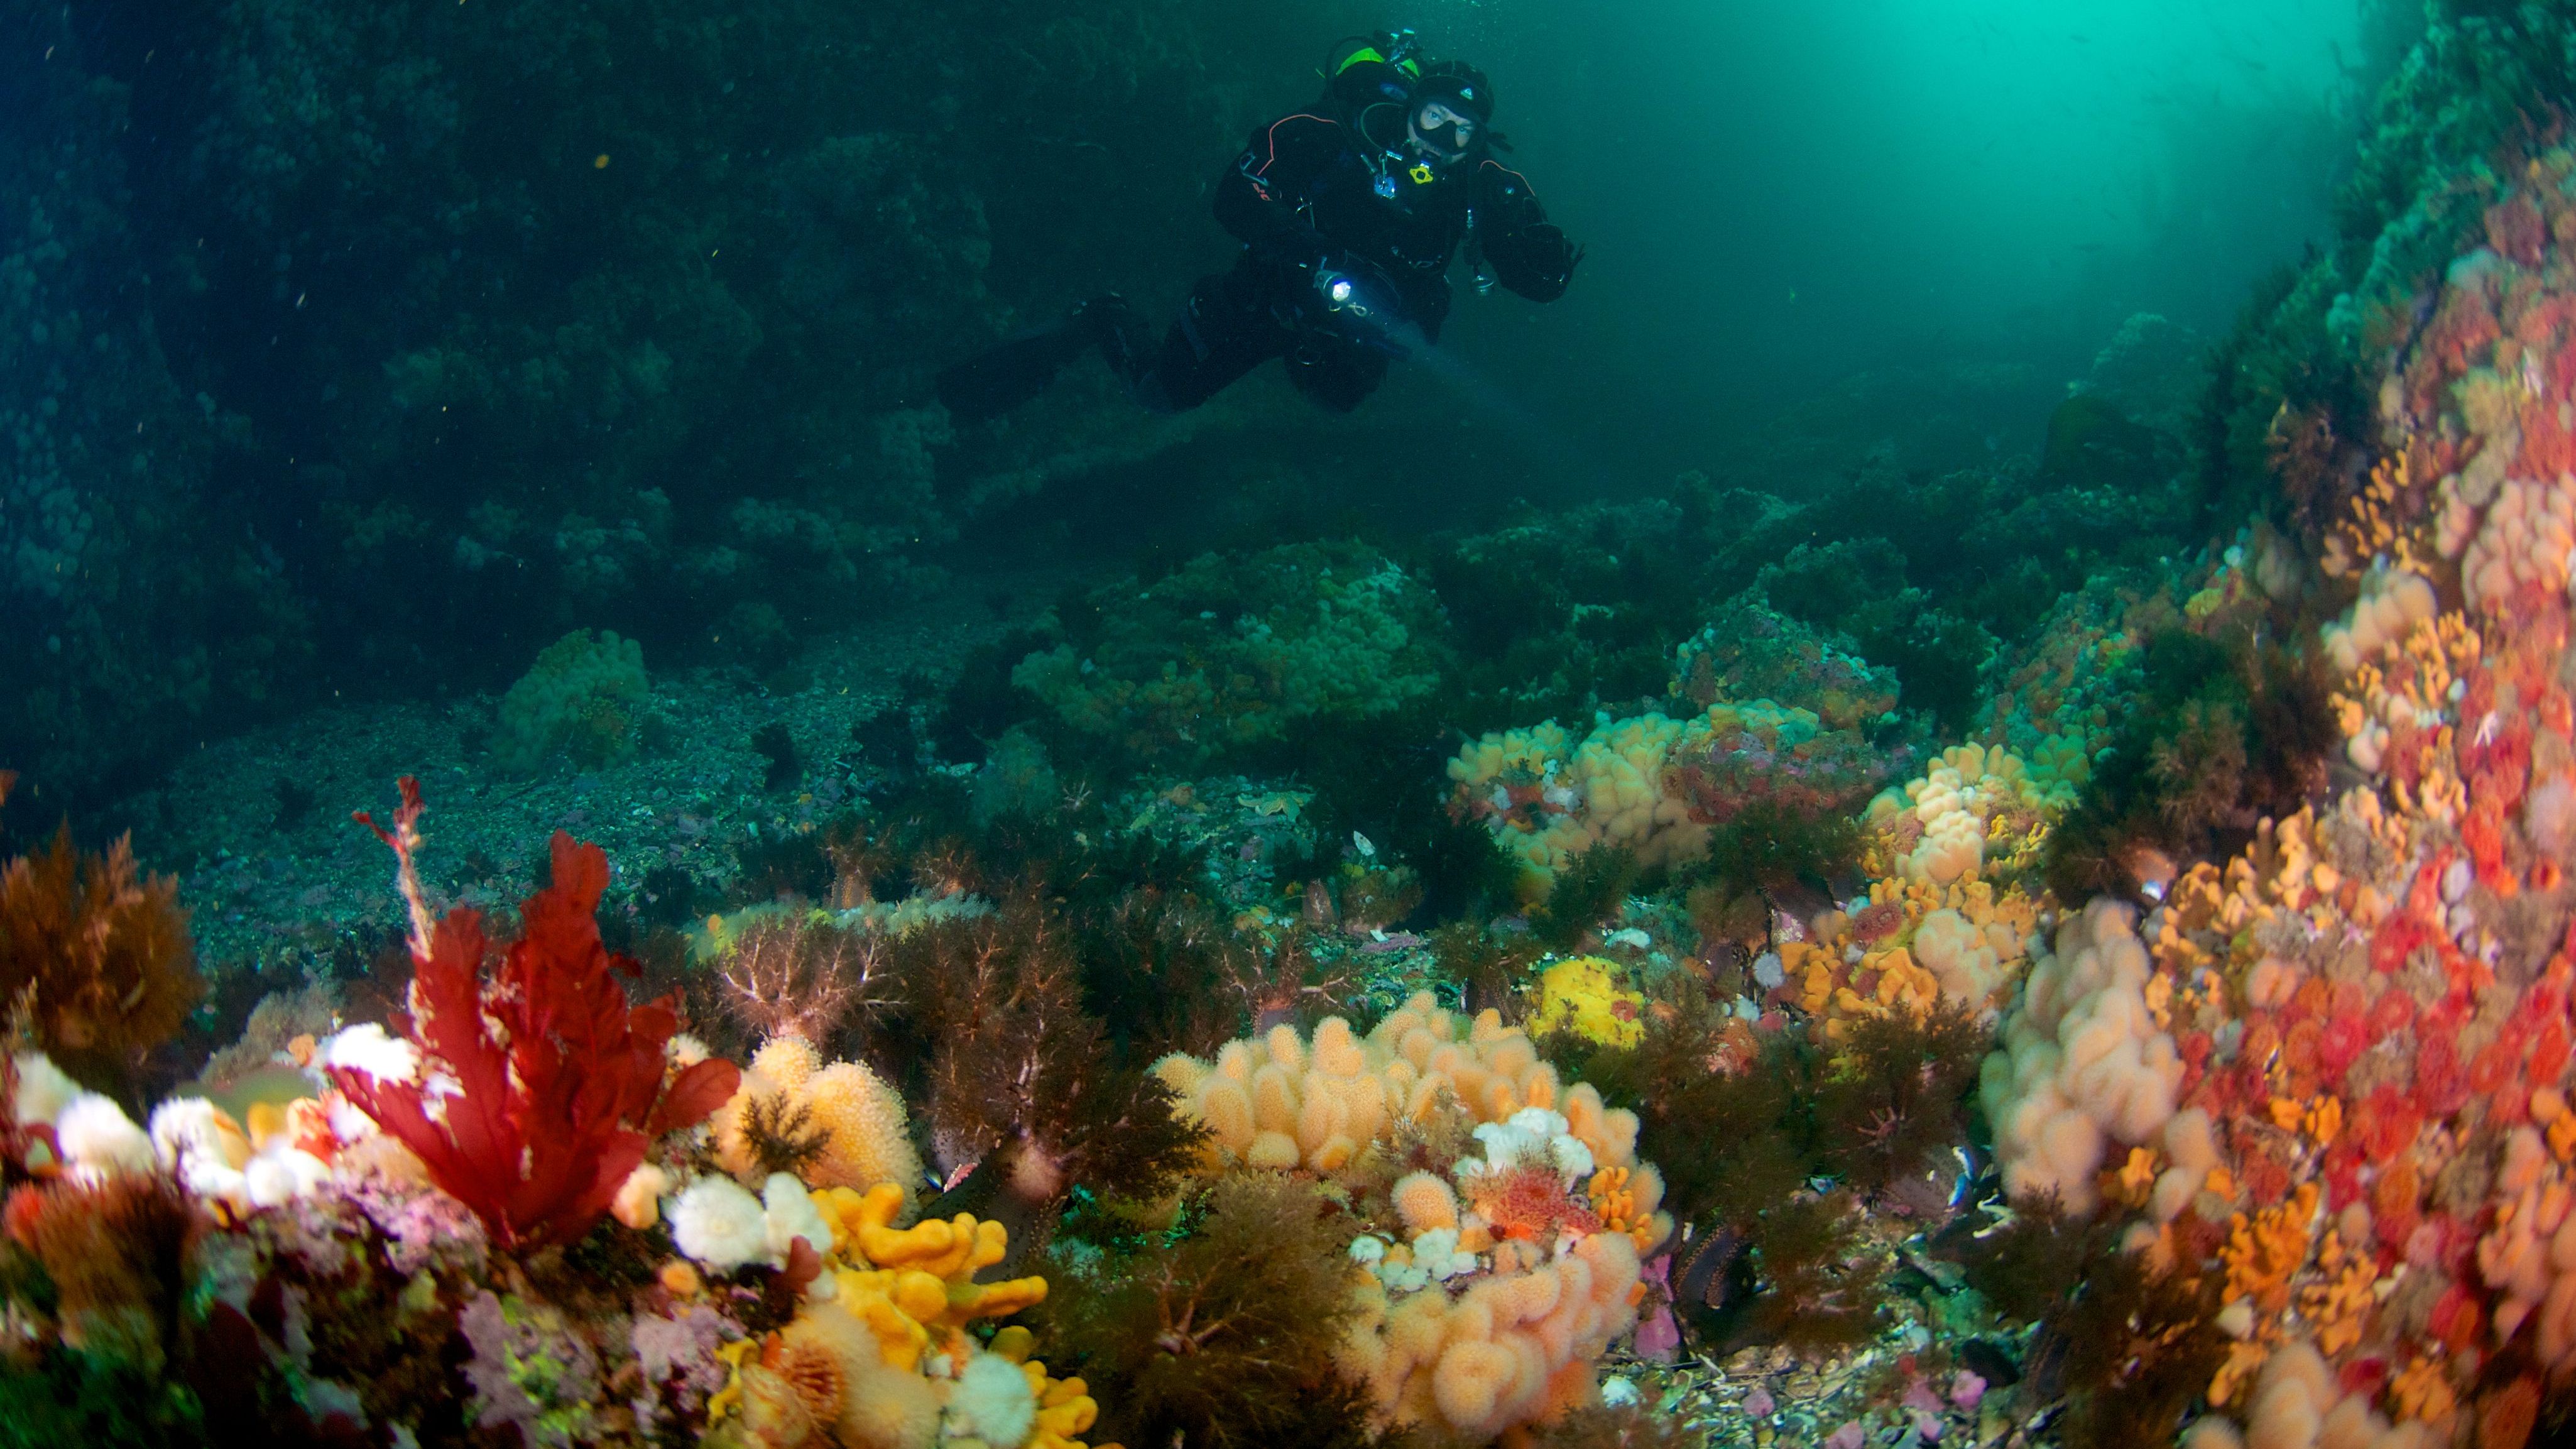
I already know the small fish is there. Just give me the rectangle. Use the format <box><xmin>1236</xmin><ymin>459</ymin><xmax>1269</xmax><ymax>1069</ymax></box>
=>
<box><xmin>2022</xmin><ymin>1322</ymin><xmax>2071</xmax><ymax>1402</ymax></box>
<box><xmin>1950</xmin><ymin>1142</ymin><xmax>1992</xmax><ymax>1207</ymax></box>
<box><xmin>1303</xmin><ymin>878</ymin><xmax>1338</xmax><ymax>929</ymax></box>
<box><xmin>1675</xmin><ymin>1225</ymin><xmax>1744</xmax><ymax>1312</ymax></box>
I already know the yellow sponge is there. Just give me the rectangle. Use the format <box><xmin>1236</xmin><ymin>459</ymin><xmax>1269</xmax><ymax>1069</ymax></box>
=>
<box><xmin>1530</xmin><ymin>957</ymin><xmax>1645</xmax><ymax>1047</ymax></box>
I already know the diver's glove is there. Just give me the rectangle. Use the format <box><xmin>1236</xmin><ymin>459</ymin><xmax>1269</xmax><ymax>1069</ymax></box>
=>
<box><xmin>1532</xmin><ymin>224</ymin><xmax>1582</xmax><ymax>276</ymax></box>
<box><xmin>1491</xmin><ymin>222</ymin><xmax>1581</xmax><ymax>302</ymax></box>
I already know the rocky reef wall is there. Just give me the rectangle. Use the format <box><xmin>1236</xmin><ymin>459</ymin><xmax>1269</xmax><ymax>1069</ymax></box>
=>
<box><xmin>1</xmin><ymin>0</ymin><xmax>1272</xmax><ymax>806</ymax></box>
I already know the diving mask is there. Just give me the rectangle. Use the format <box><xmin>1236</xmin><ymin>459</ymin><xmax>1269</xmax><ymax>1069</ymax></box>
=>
<box><xmin>1407</xmin><ymin>99</ymin><xmax>1478</xmax><ymax>163</ymax></box>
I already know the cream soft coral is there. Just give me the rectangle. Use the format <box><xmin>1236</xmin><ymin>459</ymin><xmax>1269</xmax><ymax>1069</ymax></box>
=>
<box><xmin>1911</xmin><ymin>906</ymin><xmax>2011</xmax><ymax>1009</ymax></box>
<box><xmin>1159</xmin><ymin>998</ymin><xmax>1668</xmax><ymax>1444</ymax></box>
<box><xmin>1152</xmin><ymin>997</ymin><xmax>1667</xmax><ymax>1252</ymax></box>
<box><xmin>714</xmin><ymin>1037</ymin><xmax>923</xmax><ymax>1215</ymax></box>
<box><xmin>1337</xmin><ymin>1228</ymin><xmax>1642</xmax><ymax>1441</ymax></box>
<box><xmin>1979</xmin><ymin>899</ymin><xmax>2184</xmax><ymax>1213</ymax></box>
<box><xmin>1866</xmin><ymin>744</ymin><xmax>2061</xmax><ymax>887</ymax></box>
<box><xmin>2322</xmin><ymin>567</ymin><xmax>2437</xmax><ymax>674</ymax></box>
<box><xmin>2458</xmin><ymin>473</ymin><xmax>2576</xmax><ymax>614</ymax></box>
<box><xmin>2181</xmin><ymin>1339</ymin><xmax>2430</xmax><ymax>1449</ymax></box>
<box><xmin>2473</xmin><ymin>1119</ymin><xmax>2576</xmax><ymax>1375</ymax></box>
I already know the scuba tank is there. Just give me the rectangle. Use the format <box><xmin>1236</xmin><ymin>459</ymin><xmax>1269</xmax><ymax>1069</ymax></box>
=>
<box><xmin>1321</xmin><ymin>30</ymin><xmax>1424</xmax><ymax>158</ymax></box>
<box><xmin>1322</xmin><ymin>30</ymin><xmax>1425</xmax><ymax>101</ymax></box>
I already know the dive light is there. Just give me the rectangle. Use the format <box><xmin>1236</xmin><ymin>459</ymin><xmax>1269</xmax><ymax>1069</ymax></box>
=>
<box><xmin>1309</xmin><ymin>261</ymin><xmax>1417</xmax><ymax>356</ymax></box>
<box><xmin>1316</xmin><ymin>265</ymin><xmax>1389</xmax><ymax>326</ymax></box>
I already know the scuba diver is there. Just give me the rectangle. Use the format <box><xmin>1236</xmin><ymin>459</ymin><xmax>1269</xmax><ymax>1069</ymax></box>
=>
<box><xmin>935</xmin><ymin>31</ymin><xmax>1581</xmax><ymax>422</ymax></box>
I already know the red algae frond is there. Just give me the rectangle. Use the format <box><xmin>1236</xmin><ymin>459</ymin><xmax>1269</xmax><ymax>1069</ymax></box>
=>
<box><xmin>330</xmin><ymin>780</ymin><xmax>740</xmax><ymax>1249</ymax></box>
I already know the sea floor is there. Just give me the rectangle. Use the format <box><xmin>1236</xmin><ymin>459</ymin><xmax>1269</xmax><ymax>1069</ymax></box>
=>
<box><xmin>117</xmin><ymin>568</ymin><xmax>1081</xmax><ymax>978</ymax></box>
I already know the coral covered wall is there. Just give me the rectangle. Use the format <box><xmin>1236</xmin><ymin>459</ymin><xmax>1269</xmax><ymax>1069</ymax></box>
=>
<box><xmin>1970</xmin><ymin>9</ymin><xmax>2576</xmax><ymax>1441</ymax></box>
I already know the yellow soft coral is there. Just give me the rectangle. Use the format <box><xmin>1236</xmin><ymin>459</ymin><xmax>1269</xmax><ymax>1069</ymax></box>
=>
<box><xmin>1863</xmin><ymin>743</ymin><xmax>2070</xmax><ymax>889</ymax></box>
<box><xmin>714</xmin><ymin>1184</ymin><xmax>1096</xmax><ymax>1449</ymax></box>
<box><xmin>988</xmin><ymin>1326</ymin><xmax>1103</xmax><ymax>1449</ymax></box>
<box><xmin>816</xmin><ymin>1183</ymin><xmax>1049</xmax><ymax>1373</ymax></box>
<box><xmin>2299</xmin><ymin>1231</ymin><xmax>2379</xmax><ymax>1357</ymax></box>
<box><xmin>2389</xmin><ymin>1353</ymin><xmax>2457</xmax><ymax>1423</ymax></box>
<box><xmin>1585</xmin><ymin>1166</ymin><xmax>1669</xmax><ymax>1253</ymax></box>
<box><xmin>1785</xmin><ymin>875</ymin><xmax>2043</xmax><ymax>1043</ymax></box>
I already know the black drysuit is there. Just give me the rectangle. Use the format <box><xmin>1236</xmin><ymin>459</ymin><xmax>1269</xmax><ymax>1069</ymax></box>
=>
<box><xmin>1117</xmin><ymin>112</ymin><xmax>1580</xmax><ymax>413</ymax></box>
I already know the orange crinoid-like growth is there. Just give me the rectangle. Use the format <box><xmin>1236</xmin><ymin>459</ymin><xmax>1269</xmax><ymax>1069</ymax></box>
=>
<box><xmin>0</xmin><ymin>806</ymin><xmax>202</xmax><ymax>1089</ymax></box>
<box><xmin>1463</xmin><ymin>1161</ymin><xmax>1602</xmax><ymax>1242</ymax></box>
<box><xmin>2</xmin><ymin>1171</ymin><xmax>199</xmax><ymax>1357</ymax></box>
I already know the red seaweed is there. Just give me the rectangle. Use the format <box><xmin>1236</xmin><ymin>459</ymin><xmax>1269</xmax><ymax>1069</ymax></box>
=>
<box><xmin>332</xmin><ymin>780</ymin><xmax>738</xmax><ymax>1249</ymax></box>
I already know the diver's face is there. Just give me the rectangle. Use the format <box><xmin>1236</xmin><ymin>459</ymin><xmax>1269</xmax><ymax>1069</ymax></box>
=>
<box><xmin>1409</xmin><ymin>99</ymin><xmax>1475</xmax><ymax>160</ymax></box>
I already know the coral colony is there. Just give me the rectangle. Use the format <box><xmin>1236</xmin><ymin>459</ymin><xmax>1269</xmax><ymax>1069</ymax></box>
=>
<box><xmin>19</xmin><ymin>10</ymin><xmax>2576</xmax><ymax>1449</ymax></box>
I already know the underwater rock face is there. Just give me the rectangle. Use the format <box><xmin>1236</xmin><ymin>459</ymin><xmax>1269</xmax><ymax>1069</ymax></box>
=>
<box><xmin>1446</xmin><ymin>596</ymin><xmax>1995</xmax><ymax>919</ymax></box>
<box><xmin>491</xmin><ymin>631</ymin><xmax>655</xmax><ymax>776</ymax></box>
<box><xmin>0</xmin><ymin>0</ymin><xmax>1242</xmax><ymax>809</ymax></box>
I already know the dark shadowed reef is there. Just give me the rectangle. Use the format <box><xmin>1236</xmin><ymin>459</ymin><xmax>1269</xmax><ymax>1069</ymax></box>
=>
<box><xmin>3</xmin><ymin>0</ymin><xmax>1268</xmax><ymax>806</ymax></box>
<box><xmin>4</xmin><ymin>0</ymin><xmax>2383</xmax><ymax>814</ymax></box>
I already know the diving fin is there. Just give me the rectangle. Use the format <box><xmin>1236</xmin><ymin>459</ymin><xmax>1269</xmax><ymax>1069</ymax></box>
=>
<box><xmin>934</xmin><ymin>314</ymin><xmax>1098</xmax><ymax>425</ymax></box>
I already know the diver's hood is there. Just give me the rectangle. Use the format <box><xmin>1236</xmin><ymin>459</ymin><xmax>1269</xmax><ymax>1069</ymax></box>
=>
<box><xmin>1412</xmin><ymin>63</ymin><xmax>1493</xmax><ymax>124</ymax></box>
